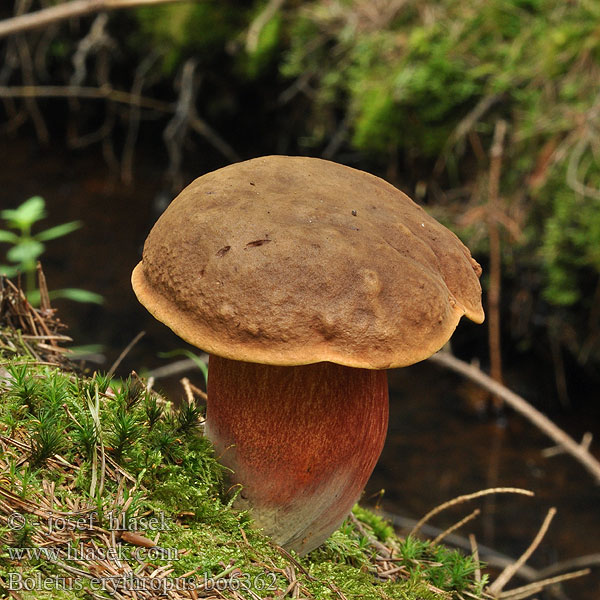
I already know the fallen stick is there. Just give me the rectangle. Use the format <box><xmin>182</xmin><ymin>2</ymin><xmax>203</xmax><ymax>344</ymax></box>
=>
<box><xmin>0</xmin><ymin>0</ymin><xmax>184</xmax><ymax>40</ymax></box>
<box><xmin>428</xmin><ymin>351</ymin><xmax>600</xmax><ymax>484</ymax></box>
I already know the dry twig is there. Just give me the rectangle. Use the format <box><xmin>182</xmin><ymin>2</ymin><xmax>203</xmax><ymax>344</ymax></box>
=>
<box><xmin>0</xmin><ymin>0</ymin><xmax>185</xmax><ymax>39</ymax></box>
<box><xmin>428</xmin><ymin>351</ymin><xmax>600</xmax><ymax>483</ymax></box>
<box><xmin>487</xmin><ymin>119</ymin><xmax>507</xmax><ymax>407</ymax></box>
<box><xmin>434</xmin><ymin>93</ymin><xmax>503</xmax><ymax>175</ymax></box>
<box><xmin>469</xmin><ymin>534</ymin><xmax>482</xmax><ymax>584</ymax></box>
<box><xmin>488</xmin><ymin>508</ymin><xmax>557</xmax><ymax>596</ymax></box>
<box><xmin>410</xmin><ymin>487</ymin><xmax>534</xmax><ymax>536</ymax></box>
<box><xmin>431</xmin><ymin>509</ymin><xmax>480</xmax><ymax>545</ymax></box>
<box><xmin>349</xmin><ymin>512</ymin><xmax>392</xmax><ymax>558</ymax></box>
<box><xmin>537</xmin><ymin>553</ymin><xmax>600</xmax><ymax>579</ymax></box>
<box><xmin>246</xmin><ymin>0</ymin><xmax>286</xmax><ymax>52</ymax></box>
<box><xmin>498</xmin><ymin>569</ymin><xmax>591</xmax><ymax>600</ymax></box>
<box><xmin>106</xmin><ymin>331</ymin><xmax>145</xmax><ymax>378</ymax></box>
<box><xmin>0</xmin><ymin>272</ymin><xmax>71</xmax><ymax>366</ymax></box>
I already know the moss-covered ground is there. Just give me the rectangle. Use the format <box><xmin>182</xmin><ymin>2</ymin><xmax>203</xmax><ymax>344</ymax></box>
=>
<box><xmin>0</xmin><ymin>279</ymin><xmax>488</xmax><ymax>600</ymax></box>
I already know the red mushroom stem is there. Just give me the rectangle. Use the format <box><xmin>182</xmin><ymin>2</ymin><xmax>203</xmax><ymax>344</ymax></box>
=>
<box><xmin>205</xmin><ymin>355</ymin><xmax>389</xmax><ymax>555</ymax></box>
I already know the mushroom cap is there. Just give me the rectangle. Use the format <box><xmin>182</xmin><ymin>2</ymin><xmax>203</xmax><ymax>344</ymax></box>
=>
<box><xmin>132</xmin><ymin>155</ymin><xmax>484</xmax><ymax>369</ymax></box>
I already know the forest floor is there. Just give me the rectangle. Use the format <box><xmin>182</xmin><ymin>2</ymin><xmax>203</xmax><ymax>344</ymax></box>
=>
<box><xmin>0</xmin><ymin>276</ymin><xmax>587</xmax><ymax>600</ymax></box>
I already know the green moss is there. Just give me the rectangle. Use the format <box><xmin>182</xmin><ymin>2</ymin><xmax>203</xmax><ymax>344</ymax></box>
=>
<box><xmin>0</xmin><ymin>353</ymin><xmax>486</xmax><ymax>599</ymax></box>
<box><xmin>277</xmin><ymin>0</ymin><xmax>600</xmax><ymax>359</ymax></box>
<box><xmin>132</xmin><ymin>1</ymin><xmax>248</xmax><ymax>75</ymax></box>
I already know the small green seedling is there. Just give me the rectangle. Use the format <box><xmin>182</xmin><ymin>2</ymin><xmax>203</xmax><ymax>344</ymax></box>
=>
<box><xmin>0</xmin><ymin>196</ymin><xmax>103</xmax><ymax>305</ymax></box>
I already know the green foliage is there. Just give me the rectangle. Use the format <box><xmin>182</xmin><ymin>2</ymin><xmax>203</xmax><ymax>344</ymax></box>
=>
<box><xmin>307</xmin><ymin>515</ymin><xmax>487</xmax><ymax>598</ymax></box>
<box><xmin>352</xmin><ymin>504</ymin><xmax>395</xmax><ymax>541</ymax></box>
<box><xmin>0</xmin><ymin>196</ymin><xmax>103</xmax><ymax>306</ymax></box>
<box><xmin>239</xmin><ymin>3</ymin><xmax>283</xmax><ymax>79</ymax></box>
<box><xmin>276</xmin><ymin>0</ymin><xmax>600</xmax><ymax>363</ymax></box>
<box><xmin>539</xmin><ymin>169</ymin><xmax>600</xmax><ymax>306</ymax></box>
<box><xmin>398</xmin><ymin>536</ymin><xmax>488</xmax><ymax>593</ymax></box>
<box><xmin>29</xmin><ymin>410</ymin><xmax>65</xmax><ymax>468</ymax></box>
<box><xmin>133</xmin><ymin>1</ymin><xmax>248</xmax><ymax>75</ymax></box>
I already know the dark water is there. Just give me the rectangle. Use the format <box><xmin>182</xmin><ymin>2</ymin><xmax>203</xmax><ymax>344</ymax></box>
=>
<box><xmin>1</xmin><ymin>139</ymin><xmax>599</xmax><ymax>599</ymax></box>
<box><xmin>371</xmin><ymin>365</ymin><xmax>600</xmax><ymax>599</ymax></box>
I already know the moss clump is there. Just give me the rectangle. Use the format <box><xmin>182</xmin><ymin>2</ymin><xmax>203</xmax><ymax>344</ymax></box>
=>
<box><xmin>0</xmin><ymin>349</ymin><xmax>486</xmax><ymax>599</ymax></box>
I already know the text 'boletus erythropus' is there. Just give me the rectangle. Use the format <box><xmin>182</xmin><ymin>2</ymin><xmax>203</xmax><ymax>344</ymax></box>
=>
<box><xmin>131</xmin><ymin>155</ymin><xmax>484</xmax><ymax>555</ymax></box>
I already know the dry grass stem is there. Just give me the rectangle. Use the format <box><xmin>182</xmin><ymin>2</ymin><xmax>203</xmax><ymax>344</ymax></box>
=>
<box><xmin>469</xmin><ymin>534</ymin><xmax>482</xmax><ymax>584</ymax></box>
<box><xmin>431</xmin><ymin>509</ymin><xmax>481</xmax><ymax>545</ymax></box>
<box><xmin>246</xmin><ymin>0</ymin><xmax>286</xmax><ymax>52</ymax></box>
<box><xmin>349</xmin><ymin>512</ymin><xmax>392</xmax><ymax>558</ymax></box>
<box><xmin>107</xmin><ymin>331</ymin><xmax>145</xmax><ymax>378</ymax></box>
<box><xmin>537</xmin><ymin>553</ymin><xmax>600</xmax><ymax>578</ymax></box>
<box><xmin>411</xmin><ymin>487</ymin><xmax>534</xmax><ymax>536</ymax></box>
<box><xmin>187</xmin><ymin>380</ymin><xmax>208</xmax><ymax>402</ymax></box>
<box><xmin>498</xmin><ymin>568</ymin><xmax>591</xmax><ymax>600</ymax></box>
<box><xmin>0</xmin><ymin>272</ymin><xmax>71</xmax><ymax>366</ymax></box>
<box><xmin>181</xmin><ymin>377</ymin><xmax>195</xmax><ymax>406</ymax></box>
<box><xmin>542</xmin><ymin>432</ymin><xmax>593</xmax><ymax>458</ymax></box>
<box><xmin>488</xmin><ymin>508</ymin><xmax>557</xmax><ymax>596</ymax></box>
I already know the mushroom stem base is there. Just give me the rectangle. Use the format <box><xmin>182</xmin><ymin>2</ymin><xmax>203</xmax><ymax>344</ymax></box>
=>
<box><xmin>205</xmin><ymin>355</ymin><xmax>389</xmax><ymax>555</ymax></box>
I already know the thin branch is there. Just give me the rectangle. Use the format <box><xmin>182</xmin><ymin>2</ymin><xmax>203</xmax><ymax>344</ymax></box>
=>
<box><xmin>381</xmin><ymin>508</ymin><xmax>570</xmax><ymax>600</ymax></box>
<box><xmin>469</xmin><ymin>534</ymin><xmax>482</xmax><ymax>584</ymax></box>
<box><xmin>431</xmin><ymin>508</ymin><xmax>480</xmax><ymax>545</ymax></box>
<box><xmin>566</xmin><ymin>133</ymin><xmax>600</xmax><ymax>201</ymax></box>
<box><xmin>106</xmin><ymin>331</ymin><xmax>145</xmax><ymax>378</ymax></box>
<box><xmin>66</xmin><ymin>12</ymin><xmax>115</xmax><ymax>147</ymax></box>
<box><xmin>121</xmin><ymin>50</ymin><xmax>160</xmax><ymax>183</ymax></box>
<box><xmin>0</xmin><ymin>84</ymin><xmax>171</xmax><ymax>110</ymax></box>
<box><xmin>246</xmin><ymin>0</ymin><xmax>286</xmax><ymax>53</ymax></box>
<box><xmin>0</xmin><ymin>0</ymin><xmax>185</xmax><ymax>40</ymax></box>
<box><xmin>189</xmin><ymin>105</ymin><xmax>241</xmax><ymax>163</ymax></box>
<box><xmin>537</xmin><ymin>553</ymin><xmax>600</xmax><ymax>579</ymax></box>
<box><xmin>145</xmin><ymin>357</ymin><xmax>206</xmax><ymax>380</ymax></box>
<box><xmin>428</xmin><ymin>351</ymin><xmax>600</xmax><ymax>483</ymax></box>
<box><xmin>322</xmin><ymin>110</ymin><xmax>351</xmax><ymax>160</ymax></box>
<box><xmin>498</xmin><ymin>569</ymin><xmax>590</xmax><ymax>600</ymax></box>
<box><xmin>70</xmin><ymin>13</ymin><xmax>111</xmax><ymax>87</ymax></box>
<box><xmin>487</xmin><ymin>119</ymin><xmax>507</xmax><ymax>407</ymax></box>
<box><xmin>349</xmin><ymin>512</ymin><xmax>392</xmax><ymax>559</ymax></box>
<box><xmin>488</xmin><ymin>508</ymin><xmax>557</xmax><ymax>596</ymax></box>
<box><xmin>411</xmin><ymin>487</ymin><xmax>534</xmax><ymax>536</ymax></box>
<box><xmin>163</xmin><ymin>58</ymin><xmax>197</xmax><ymax>191</ymax></box>
<box><xmin>434</xmin><ymin>93</ymin><xmax>503</xmax><ymax>175</ymax></box>
<box><xmin>0</xmin><ymin>84</ymin><xmax>239</xmax><ymax>162</ymax></box>
<box><xmin>14</xmin><ymin>0</ymin><xmax>49</xmax><ymax>144</ymax></box>
<box><xmin>542</xmin><ymin>432</ymin><xmax>592</xmax><ymax>458</ymax></box>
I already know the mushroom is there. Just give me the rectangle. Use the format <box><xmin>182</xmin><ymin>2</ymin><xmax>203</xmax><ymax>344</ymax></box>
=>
<box><xmin>132</xmin><ymin>155</ymin><xmax>484</xmax><ymax>555</ymax></box>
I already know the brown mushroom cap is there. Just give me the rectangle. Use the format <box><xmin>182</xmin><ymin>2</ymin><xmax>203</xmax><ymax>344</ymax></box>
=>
<box><xmin>132</xmin><ymin>155</ymin><xmax>484</xmax><ymax>369</ymax></box>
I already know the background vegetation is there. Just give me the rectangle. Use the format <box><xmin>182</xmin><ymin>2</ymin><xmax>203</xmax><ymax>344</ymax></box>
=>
<box><xmin>2</xmin><ymin>0</ymin><xmax>599</xmax><ymax>401</ymax></box>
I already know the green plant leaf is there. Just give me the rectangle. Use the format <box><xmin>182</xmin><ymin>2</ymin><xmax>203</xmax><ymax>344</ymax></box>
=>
<box><xmin>0</xmin><ymin>264</ymin><xmax>19</xmax><ymax>277</ymax></box>
<box><xmin>0</xmin><ymin>229</ymin><xmax>20</xmax><ymax>244</ymax></box>
<box><xmin>158</xmin><ymin>349</ymin><xmax>208</xmax><ymax>384</ymax></box>
<box><xmin>35</xmin><ymin>221</ymin><xmax>82</xmax><ymax>242</ymax></box>
<box><xmin>6</xmin><ymin>240</ymin><xmax>44</xmax><ymax>265</ymax></box>
<box><xmin>48</xmin><ymin>288</ymin><xmax>104</xmax><ymax>304</ymax></box>
<box><xmin>0</xmin><ymin>196</ymin><xmax>46</xmax><ymax>231</ymax></box>
<box><xmin>68</xmin><ymin>344</ymin><xmax>105</xmax><ymax>356</ymax></box>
